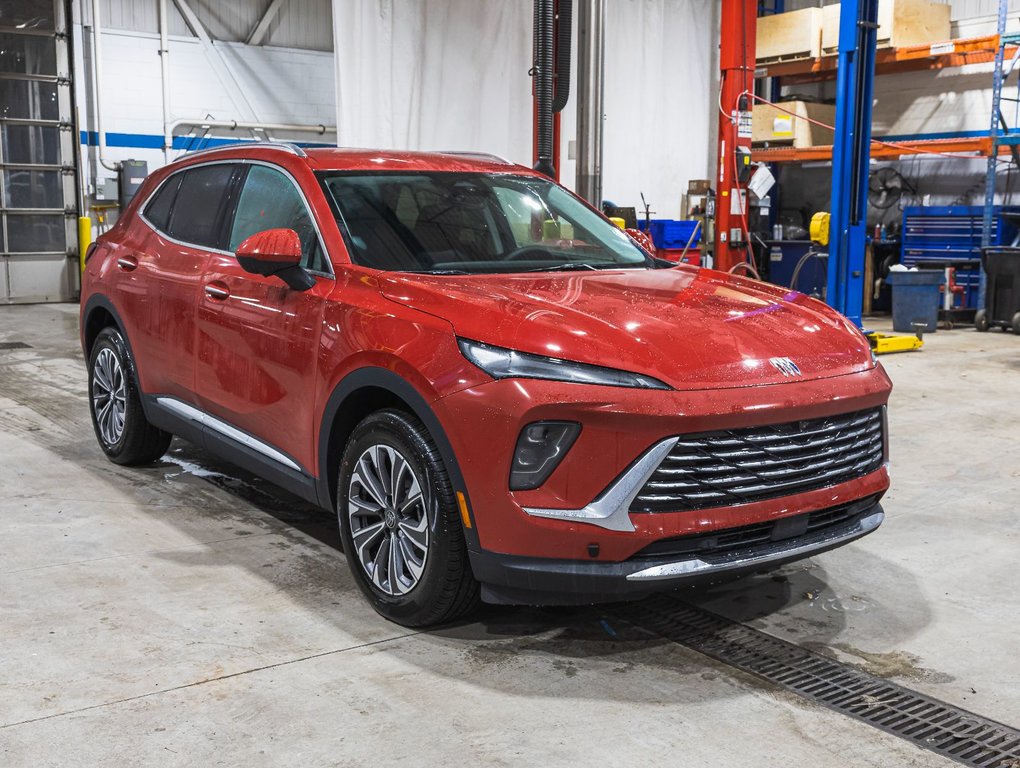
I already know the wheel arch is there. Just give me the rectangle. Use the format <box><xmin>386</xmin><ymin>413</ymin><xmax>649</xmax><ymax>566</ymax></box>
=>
<box><xmin>81</xmin><ymin>295</ymin><xmax>154</xmax><ymax>417</ymax></box>
<box><xmin>317</xmin><ymin>367</ymin><xmax>480</xmax><ymax>549</ymax></box>
<box><xmin>82</xmin><ymin>295</ymin><xmax>127</xmax><ymax>360</ymax></box>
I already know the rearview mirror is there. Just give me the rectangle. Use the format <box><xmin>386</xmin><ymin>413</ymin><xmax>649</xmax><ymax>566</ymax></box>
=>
<box><xmin>235</xmin><ymin>228</ymin><xmax>315</xmax><ymax>291</ymax></box>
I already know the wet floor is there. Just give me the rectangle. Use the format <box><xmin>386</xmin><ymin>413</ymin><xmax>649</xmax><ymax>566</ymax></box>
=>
<box><xmin>1</xmin><ymin>303</ymin><xmax>1016</xmax><ymax>766</ymax></box>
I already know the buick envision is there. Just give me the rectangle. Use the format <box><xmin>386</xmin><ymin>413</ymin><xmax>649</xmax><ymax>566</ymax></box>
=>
<box><xmin>80</xmin><ymin>144</ymin><xmax>891</xmax><ymax>626</ymax></box>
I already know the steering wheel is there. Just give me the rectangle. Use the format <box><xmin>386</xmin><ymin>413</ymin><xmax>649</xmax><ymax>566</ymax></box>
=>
<box><xmin>504</xmin><ymin>245</ymin><xmax>557</xmax><ymax>262</ymax></box>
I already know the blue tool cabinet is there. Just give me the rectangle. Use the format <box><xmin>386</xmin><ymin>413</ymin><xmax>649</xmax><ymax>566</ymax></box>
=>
<box><xmin>901</xmin><ymin>205</ymin><xmax>1020</xmax><ymax>309</ymax></box>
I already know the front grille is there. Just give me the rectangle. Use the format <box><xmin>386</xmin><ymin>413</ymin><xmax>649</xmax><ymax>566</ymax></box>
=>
<box><xmin>632</xmin><ymin>495</ymin><xmax>877</xmax><ymax>561</ymax></box>
<box><xmin>633</xmin><ymin>408</ymin><xmax>885</xmax><ymax>512</ymax></box>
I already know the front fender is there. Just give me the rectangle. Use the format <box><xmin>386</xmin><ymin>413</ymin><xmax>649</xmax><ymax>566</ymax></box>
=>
<box><xmin>315</xmin><ymin>366</ymin><xmax>483</xmax><ymax>553</ymax></box>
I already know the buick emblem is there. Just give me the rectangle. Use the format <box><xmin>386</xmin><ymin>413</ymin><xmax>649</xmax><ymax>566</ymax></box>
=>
<box><xmin>769</xmin><ymin>357</ymin><xmax>801</xmax><ymax>377</ymax></box>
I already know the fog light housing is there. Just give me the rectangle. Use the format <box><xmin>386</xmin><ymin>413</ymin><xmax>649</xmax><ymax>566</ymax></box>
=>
<box><xmin>509</xmin><ymin>421</ymin><xmax>581</xmax><ymax>491</ymax></box>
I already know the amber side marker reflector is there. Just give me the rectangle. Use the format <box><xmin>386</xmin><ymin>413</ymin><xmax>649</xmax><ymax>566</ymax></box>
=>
<box><xmin>456</xmin><ymin>492</ymin><xmax>472</xmax><ymax>529</ymax></box>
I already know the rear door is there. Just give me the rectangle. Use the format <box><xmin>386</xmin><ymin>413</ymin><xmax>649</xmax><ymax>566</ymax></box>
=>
<box><xmin>194</xmin><ymin>162</ymin><xmax>333</xmax><ymax>476</ymax></box>
<box><xmin>114</xmin><ymin>162</ymin><xmax>238</xmax><ymax>401</ymax></box>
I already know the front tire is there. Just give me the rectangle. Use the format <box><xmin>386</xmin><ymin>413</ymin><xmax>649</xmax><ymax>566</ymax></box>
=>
<box><xmin>337</xmin><ymin>409</ymin><xmax>479</xmax><ymax>627</ymax></box>
<box><xmin>1012</xmin><ymin>311</ymin><xmax>1020</xmax><ymax>335</ymax></box>
<box><xmin>88</xmin><ymin>327</ymin><xmax>172</xmax><ymax>465</ymax></box>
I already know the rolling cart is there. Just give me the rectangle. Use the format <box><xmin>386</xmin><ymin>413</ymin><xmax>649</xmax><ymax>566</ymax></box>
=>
<box><xmin>976</xmin><ymin>246</ymin><xmax>1020</xmax><ymax>333</ymax></box>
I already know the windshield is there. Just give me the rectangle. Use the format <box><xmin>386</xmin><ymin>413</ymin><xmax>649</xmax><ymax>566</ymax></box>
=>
<box><xmin>319</xmin><ymin>172</ymin><xmax>654</xmax><ymax>274</ymax></box>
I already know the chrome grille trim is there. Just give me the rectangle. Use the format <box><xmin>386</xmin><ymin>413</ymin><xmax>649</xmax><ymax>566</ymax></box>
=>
<box><xmin>633</xmin><ymin>408</ymin><xmax>885</xmax><ymax>512</ymax></box>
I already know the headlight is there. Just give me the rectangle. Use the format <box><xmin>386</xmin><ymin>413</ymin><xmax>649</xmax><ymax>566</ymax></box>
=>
<box><xmin>458</xmin><ymin>338</ymin><xmax>670</xmax><ymax>389</ymax></box>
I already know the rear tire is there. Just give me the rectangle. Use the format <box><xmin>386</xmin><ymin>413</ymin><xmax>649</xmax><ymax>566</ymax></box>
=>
<box><xmin>88</xmin><ymin>327</ymin><xmax>172</xmax><ymax>465</ymax></box>
<box><xmin>337</xmin><ymin>409</ymin><xmax>479</xmax><ymax>627</ymax></box>
<box><xmin>975</xmin><ymin>309</ymin><xmax>989</xmax><ymax>332</ymax></box>
<box><xmin>1012</xmin><ymin>311</ymin><xmax>1020</xmax><ymax>335</ymax></box>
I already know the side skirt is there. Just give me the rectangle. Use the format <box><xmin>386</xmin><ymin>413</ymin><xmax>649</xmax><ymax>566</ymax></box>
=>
<box><xmin>144</xmin><ymin>395</ymin><xmax>322</xmax><ymax>507</ymax></box>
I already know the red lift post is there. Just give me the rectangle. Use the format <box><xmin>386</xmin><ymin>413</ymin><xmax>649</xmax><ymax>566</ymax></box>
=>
<box><xmin>715</xmin><ymin>0</ymin><xmax>758</xmax><ymax>272</ymax></box>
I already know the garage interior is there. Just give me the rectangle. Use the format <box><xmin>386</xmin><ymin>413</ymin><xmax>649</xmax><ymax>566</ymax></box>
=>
<box><xmin>1</xmin><ymin>1</ymin><xmax>1018</xmax><ymax>766</ymax></box>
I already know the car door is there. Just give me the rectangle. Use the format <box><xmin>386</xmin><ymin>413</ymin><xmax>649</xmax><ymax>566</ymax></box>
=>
<box><xmin>194</xmin><ymin>162</ymin><xmax>333</xmax><ymax>477</ymax></box>
<box><xmin>114</xmin><ymin>163</ymin><xmax>237</xmax><ymax>401</ymax></box>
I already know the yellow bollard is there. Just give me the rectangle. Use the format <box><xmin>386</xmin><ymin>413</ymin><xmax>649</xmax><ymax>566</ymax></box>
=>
<box><xmin>78</xmin><ymin>216</ymin><xmax>92</xmax><ymax>273</ymax></box>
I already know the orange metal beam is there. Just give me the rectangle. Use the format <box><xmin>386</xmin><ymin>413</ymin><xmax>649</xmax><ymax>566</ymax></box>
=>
<box><xmin>751</xmin><ymin>136</ymin><xmax>1001</xmax><ymax>164</ymax></box>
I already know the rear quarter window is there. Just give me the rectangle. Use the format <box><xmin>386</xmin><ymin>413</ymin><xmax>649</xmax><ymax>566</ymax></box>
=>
<box><xmin>166</xmin><ymin>164</ymin><xmax>236</xmax><ymax>249</ymax></box>
<box><xmin>143</xmin><ymin>173</ymin><xmax>183</xmax><ymax>232</ymax></box>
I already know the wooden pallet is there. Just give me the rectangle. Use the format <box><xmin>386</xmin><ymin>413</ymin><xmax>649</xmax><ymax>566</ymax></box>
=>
<box><xmin>757</xmin><ymin>8</ymin><xmax>822</xmax><ymax>63</ymax></box>
<box><xmin>757</xmin><ymin>52</ymin><xmax>817</xmax><ymax>65</ymax></box>
<box><xmin>821</xmin><ymin>0</ymin><xmax>951</xmax><ymax>55</ymax></box>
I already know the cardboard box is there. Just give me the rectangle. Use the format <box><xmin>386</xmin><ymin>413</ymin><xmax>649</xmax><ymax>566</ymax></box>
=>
<box><xmin>822</xmin><ymin>0</ymin><xmax>952</xmax><ymax>53</ymax></box>
<box><xmin>756</xmin><ymin>8</ymin><xmax>823</xmax><ymax>62</ymax></box>
<box><xmin>751</xmin><ymin>101</ymin><xmax>836</xmax><ymax>148</ymax></box>
<box><xmin>687</xmin><ymin>179</ymin><xmax>712</xmax><ymax>195</ymax></box>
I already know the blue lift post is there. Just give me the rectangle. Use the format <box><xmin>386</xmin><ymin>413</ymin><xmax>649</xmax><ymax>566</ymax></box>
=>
<box><xmin>826</xmin><ymin>0</ymin><xmax>878</xmax><ymax>328</ymax></box>
<box><xmin>980</xmin><ymin>0</ymin><xmax>1011</xmax><ymax>309</ymax></box>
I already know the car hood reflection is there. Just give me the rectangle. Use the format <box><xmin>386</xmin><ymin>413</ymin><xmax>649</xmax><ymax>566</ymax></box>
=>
<box><xmin>379</xmin><ymin>266</ymin><xmax>874</xmax><ymax>391</ymax></box>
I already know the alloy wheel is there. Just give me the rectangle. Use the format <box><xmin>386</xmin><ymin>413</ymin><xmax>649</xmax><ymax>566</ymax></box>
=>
<box><xmin>92</xmin><ymin>347</ymin><xmax>127</xmax><ymax>446</ymax></box>
<box><xmin>347</xmin><ymin>444</ymin><xmax>430</xmax><ymax>596</ymax></box>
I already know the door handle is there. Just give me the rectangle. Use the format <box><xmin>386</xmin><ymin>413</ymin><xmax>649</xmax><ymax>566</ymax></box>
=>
<box><xmin>204</xmin><ymin>282</ymin><xmax>230</xmax><ymax>300</ymax></box>
<box><xmin>116</xmin><ymin>256</ymin><xmax>138</xmax><ymax>271</ymax></box>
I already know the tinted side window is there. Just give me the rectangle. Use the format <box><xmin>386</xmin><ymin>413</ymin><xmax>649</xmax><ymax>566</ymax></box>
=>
<box><xmin>143</xmin><ymin>173</ymin><xmax>183</xmax><ymax>232</ymax></box>
<box><xmin>229</xmin><ymin>165</ymin><xmax>327</xmax><ymax>273</ymax></box>
<box><xmin>167</xmin><ymin>164</ymin><xmax>235</xmax><ymax>248</ymax></box>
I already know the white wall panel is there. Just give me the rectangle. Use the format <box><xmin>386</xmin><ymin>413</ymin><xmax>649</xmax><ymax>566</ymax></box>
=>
<box><xmin>265</xmin><ymin>0</ymin><xmax>334</xmax><ymax>51</ymax></box>
<box><xmin>81</xmin><ymin>0</ymin><xmax>333</xmax><ymax>51</ymax></box>
<box><xmin>77</xmin><ymin>28</ymin><xmax>336</xmax><ymax>193</ymax></box>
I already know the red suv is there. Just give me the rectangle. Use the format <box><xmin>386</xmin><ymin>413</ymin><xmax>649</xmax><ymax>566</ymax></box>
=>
<box><xmin>81</xmin><ymin>143</ymin><xmax>891</xmax><ymax>626</ymax></box>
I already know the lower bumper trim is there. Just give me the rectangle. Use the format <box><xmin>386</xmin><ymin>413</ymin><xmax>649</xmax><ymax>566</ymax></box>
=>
<box><xmin>470</xmin><ymin>500</ymin><xmax>884</xmax><ymax>605</ymax></box>
<box><xmin>626</xmin><ymin>510</ymin><xmax>884</xmax><ymax>581</ymax></box>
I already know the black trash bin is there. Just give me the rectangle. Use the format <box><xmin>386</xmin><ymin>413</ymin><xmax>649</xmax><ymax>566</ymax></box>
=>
<box><xmin>978</xmin><ymin>247</ymin><xmax>1020</xmax><ymax>333</ymax></box>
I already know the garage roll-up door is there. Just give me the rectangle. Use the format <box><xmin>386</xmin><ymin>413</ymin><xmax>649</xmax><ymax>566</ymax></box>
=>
<box><xmin>0</xmin><ymin>0</ymin><xmax>79</xmax><ymax>303</ymax></box>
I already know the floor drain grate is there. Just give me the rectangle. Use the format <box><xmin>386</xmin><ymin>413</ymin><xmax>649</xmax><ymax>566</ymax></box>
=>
<box><xmin>0</xmin><ymin>341</ymin><xmax>31</xmax><ymax>350</ymax></box>
<box><xmin>614</xmin><ymin>595</ymin><xmax>1020</xmax><ymax>767</ymax></box>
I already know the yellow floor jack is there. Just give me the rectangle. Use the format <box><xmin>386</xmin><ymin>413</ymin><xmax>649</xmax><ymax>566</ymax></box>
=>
<box><xmin>864</xmin><ymin>324</ymin><xmax>926</xmax><ymax>355</ymax></box>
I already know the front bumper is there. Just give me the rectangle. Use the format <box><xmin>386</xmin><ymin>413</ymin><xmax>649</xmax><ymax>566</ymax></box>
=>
<box><xmin>433</xmin><ymin>365</ymin><xmax>892</xmax><ymax>562</ymax></box>
<box><xmin>471</xmin><ymin>498</ymin><xmax>884</xmax><ymax>605</ymax></box>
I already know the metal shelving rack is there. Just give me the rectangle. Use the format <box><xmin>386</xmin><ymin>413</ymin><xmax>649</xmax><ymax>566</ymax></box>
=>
<box><xmin>981</xmin><ymin>0</ymin><xmax>1019</xmax><ymax>307</ymax></box>
<box><xmin>752</xmin><ymin>34</ymin><xmax>1019</xmax><ymax>165</ymax></box>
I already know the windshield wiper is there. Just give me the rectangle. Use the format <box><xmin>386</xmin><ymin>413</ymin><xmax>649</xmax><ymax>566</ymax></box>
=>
<box><xmin>408</xmin><ymin>268</ymin><xmax>472</xmax><ymax>275</ymax></box>
<box><xmin>524</xmin><ymin>262</ymin><xmax>601</xmax><ymax>273</ymax></box>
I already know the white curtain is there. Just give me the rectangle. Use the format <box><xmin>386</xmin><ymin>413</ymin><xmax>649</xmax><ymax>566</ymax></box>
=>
<box><xmin>333</xmin><ymin>0</ymin><xmax>534</xmax><ymax>163</ymax></box>
<box><xmin>333</xmin><ymin>0</ymin><xmax>719</xmax><ymax>217</ymax></box>
<box><xmin>601</xmin><ymin>0</ymin><xmax>719</xmax><ymax>217</ymax></box>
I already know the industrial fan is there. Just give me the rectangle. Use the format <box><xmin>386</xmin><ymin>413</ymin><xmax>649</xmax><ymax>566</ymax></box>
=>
<box><xmin>868</xmin><ymin>167</ymin><xmax>914</xmax><ymax>210</ymax></box>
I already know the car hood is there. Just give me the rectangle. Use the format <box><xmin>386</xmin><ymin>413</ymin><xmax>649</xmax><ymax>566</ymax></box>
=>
<box><xmin>378</xmin><ymin>266</ymin><xmax>874</xmax><ymax>390</ymax></box>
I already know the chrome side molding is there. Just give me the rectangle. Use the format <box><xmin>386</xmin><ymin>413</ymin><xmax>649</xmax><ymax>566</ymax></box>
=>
<box><xmin>522</xmin><ymin>437</ymin><xmax>679</xmax><ymax>532</ymax></box>
<box><xmin>155</xmin><ymin>397</ymin><xmax>302</xmax><ymax>472</ymax></box>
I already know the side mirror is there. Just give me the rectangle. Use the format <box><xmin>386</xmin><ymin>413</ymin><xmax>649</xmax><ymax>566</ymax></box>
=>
<box><xmin>625</xmin><ymin>227</ymin><xmax>656</xmax><ymax>255</ymax></box>
<box><xmin>235</xmin><ymin>228</ymin><xmax>315</xmax><ymax>291</ymax></box>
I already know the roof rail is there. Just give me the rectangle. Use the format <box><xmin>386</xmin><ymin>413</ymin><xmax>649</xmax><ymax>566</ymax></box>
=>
<box><xmin>178</xmin><ymin>141</ymin><xmax>307</xmax><ymax>160</ymax></box>
<box><xmin>439</xmin><ymin>151</ymin><xmax>514</xmax><ymax>165</ymax></box>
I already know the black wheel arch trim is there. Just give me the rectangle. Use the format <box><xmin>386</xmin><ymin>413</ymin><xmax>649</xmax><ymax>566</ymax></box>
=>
<box><xmin>317</xmin><ymin>367</ymin><xmax>482</xmax><ymax>552</ymax></box>
<box><xmin>81</xmin><ymin>295</ymin><xmax>155</xmax><ymax>422</ymax></box>
<box><xmin>81</xmin><ymin>294</ymin><xmax>129</xmax><ymax>356</ymax></box>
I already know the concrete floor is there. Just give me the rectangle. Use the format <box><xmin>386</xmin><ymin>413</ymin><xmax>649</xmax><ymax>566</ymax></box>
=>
<box><xmin>0</xmin><ymin>303</ymin><xmax>1016</xmax><ymax>767</ymax></box>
